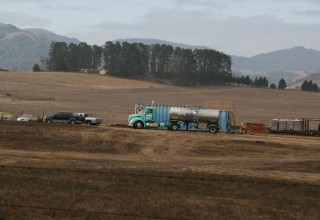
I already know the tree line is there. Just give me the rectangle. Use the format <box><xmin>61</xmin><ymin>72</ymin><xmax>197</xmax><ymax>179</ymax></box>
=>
<box><xmin>39</xmin><ymin>41</ymin><xmax>235</xmax><ymax>86</ymax></box>
<box><xmin>301</xmin><ymin>80</ymin><xmax>319</xmax><ymax>92</ymax></box>
<box><xmin>40</xmin><ymin>42</ymin><xmax>102</xmax><ymax>72</ymax></box>
<box><xmin>103</xmin><ymin>41</ymin><xmax>234</xmax><ymax>86</ymax></box>
<box><xmin>39</xmin><ymin>41</ymin><xmax>273</xmax><ymax>87</ymax></box>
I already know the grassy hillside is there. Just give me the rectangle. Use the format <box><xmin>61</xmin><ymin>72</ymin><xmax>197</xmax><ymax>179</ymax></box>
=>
<box><xmin>1</xmin><ymin>71</ymin><xmax>320</xmax><ymax>125</ymax></box>
<box><xmin>0</xmin><ymin>23</ymin><xmax>80</xmax><ymax>71</ymax></box>
<box><xmin>0</xmin><ymin>72</ymin><xmax>319</xmax><ymax>219</ymax></box>
<box><xmin>0</xmin><ymin>120</ymin><xmax>319</xmax><ymax>219</ymax></box>
<box><xmin>289</xmin><ymin>72</ymin><xmax>320</xmax><ymax>89</ymax></box>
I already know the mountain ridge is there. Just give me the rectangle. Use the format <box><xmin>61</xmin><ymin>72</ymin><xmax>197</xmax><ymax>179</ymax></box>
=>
<box><xmin>0</xmin><ymin>23</ymin><xmax>80</xmax><ymax>71</ymax></box>
<box><xmin>231</xmin><ymin>46</ymin><xmax>320</xmax><ymax>84</ymax></box>
<box><xmin>1</xmin><ymin>22</ymin><xmax>320</xmax><ymax>84</ymax></box>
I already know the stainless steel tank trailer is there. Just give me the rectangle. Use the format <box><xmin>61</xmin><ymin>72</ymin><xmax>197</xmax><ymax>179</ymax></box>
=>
<box><xmin>128</xmin><ymin>104</ymin><xmax>232</xmax><ymax>134</ymax></box>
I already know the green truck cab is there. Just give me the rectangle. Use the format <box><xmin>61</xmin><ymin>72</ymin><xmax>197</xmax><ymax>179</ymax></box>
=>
<box><xmin>128</xmin><ymin>106</ymin><xmax>158</xmax><ymax>129</ymax></box>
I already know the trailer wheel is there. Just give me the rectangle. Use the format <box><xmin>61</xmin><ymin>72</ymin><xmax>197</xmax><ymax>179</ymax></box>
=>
<box><xmin>134</xmin><ymin>121</ymin><xmax>144</xmax><ymax>129</ymax></box>
<box><xmin>208</xmin><ymin>125</ymin><xmax>218</xmax><ymax>134</ymax></box>
<box><xmin>170</xmin><ymin>123</ymin><xmax>179</xmax><ymax>131</ymax></box>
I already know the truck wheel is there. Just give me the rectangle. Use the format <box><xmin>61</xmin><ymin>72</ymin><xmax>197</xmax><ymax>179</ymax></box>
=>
<box><xmin>208</xmin><ymin>125</ymin><xmax>218</xmax><ymax>134</ymax></box>
<box><xmin>170</xmin><ymin>123</ymin><xmax>179</xmax><ymax>131</ymax></box>
<box><xmin>70</xmin><ymin>120</ymin><xmax>76</xmax><ymax>124</ymax></box>
<box><xmin>134</xmin><ymin>121</ymin><xmax>143</xmax><ymax>129</ymax></box>
<box><xmin>86</xmin><ymin>120</ymin><xmax>92</xmax><ymax>125</ymax></box>
<box><xmin>46</xmin><ymin>119</ymin><xmax>52</xmax><ymax>123</ymax></box>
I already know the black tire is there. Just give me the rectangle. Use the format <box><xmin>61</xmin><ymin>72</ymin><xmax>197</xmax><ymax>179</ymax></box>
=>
<box><xmin>46</xmin><ymin>119</ymin><xmax>53</xmax><ymax>123</ymax></box>
<box><xmin>69</xmin><ymin>120</ymin><xmax>76</xmax><ymax>124</ymax></box>
<box><xmin>170</xmin><ymin>123</ymin><xmax>179</xmax><ymax>131</ymax></box>
<box><xmin>208</xmin><ymin>125</ymin><xmax>218</xmax><ymax>134</ymax></box>
<box><xmin>86</xmin><ymin>120</ymin><xmax>92</xmax><ymax>125</ymax></box>
<box><xmin>134</xmin><ymin>121</ymin><xmax>144</xmax><ymax>129</ymax></box>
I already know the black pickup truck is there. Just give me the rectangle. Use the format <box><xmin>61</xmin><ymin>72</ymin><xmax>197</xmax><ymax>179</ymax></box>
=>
<box><xmin>43</xmin><ymin>112</ymin><xmax>77</xmax><ymax>124</ymax></box>
<box><xmin>43</xmin><ymin>112</ymin><xmax>102</xmax><ymax>125</ymax></box>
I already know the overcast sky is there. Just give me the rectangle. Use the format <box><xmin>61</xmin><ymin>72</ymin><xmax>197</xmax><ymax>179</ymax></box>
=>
<box><xmin>0</xmin><ymin>0</ymin><xmax>319</xmax><ymax>57</ymax></box>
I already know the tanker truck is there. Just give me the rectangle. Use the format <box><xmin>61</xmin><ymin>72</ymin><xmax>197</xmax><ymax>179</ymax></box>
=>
<box><xmin>128</xmin><ymin>104</ymin><xmax>228</xmax><ymax>134</ymax></box>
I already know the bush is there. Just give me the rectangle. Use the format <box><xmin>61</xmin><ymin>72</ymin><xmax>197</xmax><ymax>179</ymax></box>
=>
<box><xmin>32</xmin><ymin>63</ymin><xmax>41</xmax><ymax>72</ymax></box>
<box><xmin>270</xmin><ymin>83</ymin><xmax>276</xmax><ymax>89</ymax></box>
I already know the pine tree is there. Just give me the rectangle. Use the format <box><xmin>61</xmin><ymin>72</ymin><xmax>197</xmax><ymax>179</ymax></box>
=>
<box><xmin>301</xmin><ymin>80</ymin><xmax>308</xmax><ymax>91</ymax></box>
<box><xmin>278</xmin><ymin>78</ymin><xmax>287</xmax><ymax>89</ymax></box>
<box><xmin>32</xmin><ymin>63</ymin><xmax>40</xmax><ymax>72</ymax></box>
<box><xmin>312</xmin><ymin>82</ymin><xmax>319</xmax><ymax>92</ymax></box>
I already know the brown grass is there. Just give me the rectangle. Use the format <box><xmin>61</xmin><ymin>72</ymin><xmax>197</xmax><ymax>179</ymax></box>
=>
<box><xmin>0</xmin><ymin>72</ymin><xmax>319</xmax><ymax>219</ymax></box>
<box><xmin>0</xmin><ymin>121</ymin><xmax>319</xmax><ymax>219</ymax></box>
<box><xmin>1</xmin><ymin>71</ymin><xmax>320</xmax><ymax>124</ymax></box>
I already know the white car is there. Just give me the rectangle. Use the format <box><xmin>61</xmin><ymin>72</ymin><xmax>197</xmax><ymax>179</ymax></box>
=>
<box><xmin>17</xmin><ymin>114</ymin><xmax>38</xmax><ymax>122</ymax></box>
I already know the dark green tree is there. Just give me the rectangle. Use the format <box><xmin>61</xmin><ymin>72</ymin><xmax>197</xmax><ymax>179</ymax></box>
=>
<box><xmin>253</xmin><ymin>77</ymin><xmax>269</xmax><ymax>87</ymax></box>
<box><xmin>301</xmin><ymin>80</ymin><xmax>309</xmax><ymax>91</ymax></box>
<box><xmin>102</xmin><ymin>41</ymin><xmax>232</xmax><ymax>86</ymax></box>
<box><xmin>278</xmin><ymin>78</ymin><xmax>287</xmax><ymax>89</ymax></box>
<box><xmin>243</xmin><ymin>75</ymin><xmax>252</xmax><ymax>85</ymax></box>
<box><xmin>49</xmin><ymin>42</ymin><xmax>68</xmax><ymax>71</ymax></box>
<box><xmin>301</xmin><ymin>80</ymin><xmax>319</xmax><ymax>92</ymax></box>
<box><xmin>270</xmin><ymin>83</ymin><xmax>276</xmax><ymax>89</ymax></box>
<box><xmin>32</xmin><ymin>63</ymin><xmax>40</xmax><ymax>72</ymax></box>
<box><xmin>92</xmin><ymin>45</ymin><xmax>102</xmax><ymax>69</ymax></box>
<box><xmin>312</xmin><ymin>83</ymin><xmax>319</xmax><ymax>92</ymax></box>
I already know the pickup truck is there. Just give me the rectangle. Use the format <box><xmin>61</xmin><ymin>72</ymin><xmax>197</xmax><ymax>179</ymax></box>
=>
<box><xmin>43</xmin><ymin>112</ymin><xmax>75</xmax><ymax>123</ymax></box>
<box><xmin>73</xmin><ymin>113</ymin><xmax>102</xmax><ymax>125</ymax></box>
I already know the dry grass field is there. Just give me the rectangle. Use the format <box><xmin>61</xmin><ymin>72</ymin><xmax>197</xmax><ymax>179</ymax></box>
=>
<box><xmin>0</xmin><ymin>71</ymin><xmax>320</xmax><ymax>219</ymax></box>
<box><xmin>1</xmin><ymin>71</ymin><xmax>320</xmax><ymax>124</ymax></box>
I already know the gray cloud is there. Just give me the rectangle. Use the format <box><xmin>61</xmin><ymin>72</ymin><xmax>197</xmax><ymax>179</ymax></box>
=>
<box><xmin>170</xmin><ymin>0</ymin><xmax>226</xmax><ymax>8</ymax></box>
<box><xmin>0</xmin><ymin>11</ymin><xmax>51</xmax><ymax>27</ymax></box>
<box><xmin>40</xmin><ymin>4</ymin><xmax>101</xmax><ymax>12</ymax></box>
<box><xmin>78</xmin><ymin>9</ymin><xmax>320</xmax><ymax>57</ymax></box>
<box><xmin>0</xmin><ymin>0</ymin><xmax>53</xmax><ymax>3</ymax></box>
<box><xmin>2</xmin><ymin>0</ymin><xmax>320</xmax><ymax>56</ymax></box>
<box><xmin>293</xmin><ymin>9</ymin><xmax>320</xmax><ymax>16</ymax></box>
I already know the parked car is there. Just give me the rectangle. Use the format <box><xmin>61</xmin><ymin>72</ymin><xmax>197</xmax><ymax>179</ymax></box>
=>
<box><xmin>17</xmin><ymin>114</ymin><xmax>38</xmax><ymax>122</ymax></box>
<box><xmin>43</xmin><ymin>112</ymin><xmax>75</xmax><ymax>123</ymax></box>
<box><xmin>73</xmin><ymin>113</ymin><xmax>102</xmax><ymax>125</ymax></box>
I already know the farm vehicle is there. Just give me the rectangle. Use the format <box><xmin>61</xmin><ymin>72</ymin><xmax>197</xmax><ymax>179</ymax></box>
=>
<box><xmin>128</xmin><ymin>105</ymin><xmax>228</xmax><ymax>134</ymax></box>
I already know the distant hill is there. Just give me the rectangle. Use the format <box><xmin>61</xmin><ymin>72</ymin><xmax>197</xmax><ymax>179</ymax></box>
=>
<box><xmin>0</xmin><ymin>23</ymin><xmax>80</xmax><ymax>71</ymax></box>
<box><xmin>232</xmin><ymin>46</ymin><xmax>320</xmax><ymax>84</ymax></box>
<box><xmin>25</xmin><ymin>28</ymin><xmax>80</xmax><ymax>44</ymax></box>
<box><xmin>113</xmin><ymin>38</ymin><xmax>211</xmax><ymax>50</ymax></box>
<box><xmin>289</xmin><ymin>72</ymin><xmax>320</xmax><ymax>89</ymax></box>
